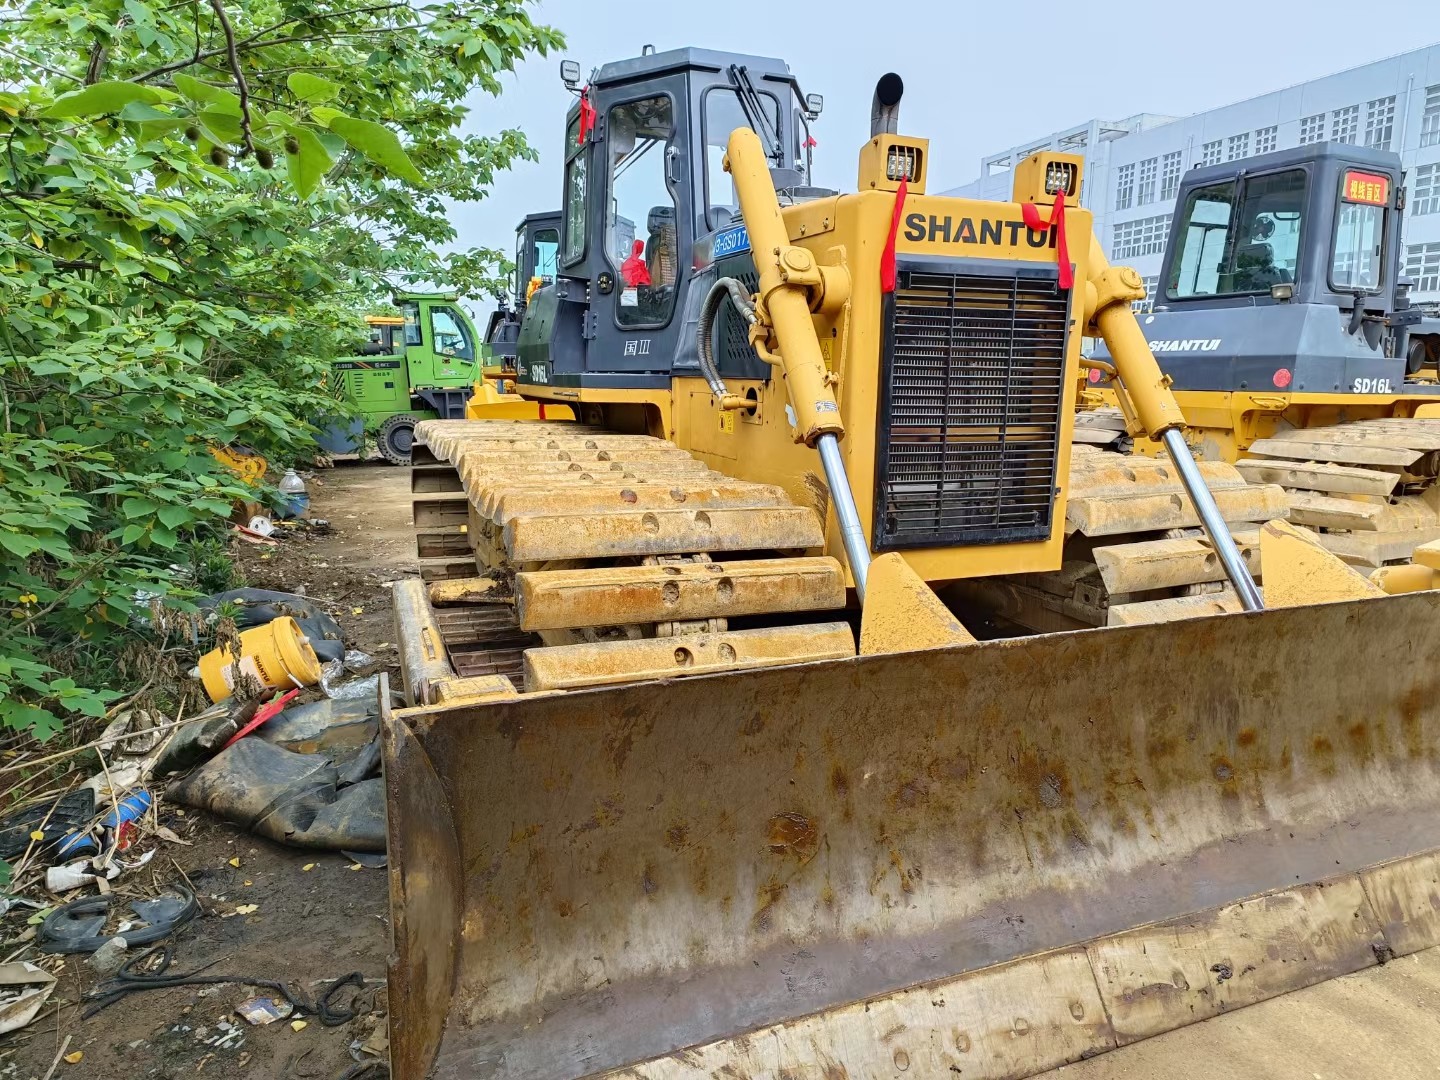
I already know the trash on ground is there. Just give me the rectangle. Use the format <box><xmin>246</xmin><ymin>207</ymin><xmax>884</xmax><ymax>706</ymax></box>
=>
<box><xmin>0</xmin><ymin>961</ymin><xmax>57</xmax><ymax>1035</ymax></box>
<box><xmin>152</xmin><ymin>703</ymin><xmax>237</xmax><ymax>776</ymax></box>
<box><xmin>259</xmin><ymin>695</ymin><xmax>378</xmax><ymax>756</ymax></box>
<box><xmin>223</xmin><ymin>689</ymin><xmax>302</xmax><ymax>750</ymax></box>
<box><xmin>235</xmin><ymin>994</ymin><xmax>293</xmax><ymax>1026</ymax></box>
<box><xmin>167</xmin><ymin>738</ymin><xmax>385</xmax><ymax>851</ymax></box>
<box><xmin>246</xmin><ymin>515</ymin><xmax>276</xmax><ymax>538</ymax></box>
<box><xmin>291</xmin><ymin>1019</ymin><xmax>308</xmax><ymax>1032</ymax></box>
<box><xmin>197</xmin><ymin>590</ymin><xmax>345</xmax><ymax>664</ymax></box>
<box><xmin>197</xmin><ymin>615</ymin><xmax>323</xmax><ymax>704</ymax></box>
<box><xmin>45</xmin><ymin>857</ymin><xmax>122</xmax><ymax>894</ymax></box>
<box><xmin>340</xmin><ymin>851</ymin><xmax>387</xmax><ymax>870</ymax></box>
<box><xmin>38</xmin><ymin>884</ymin><xmax>198</xmax><ymax>954</ymax></box>
<box><xmin>0</xmin><ymin>789</ymin><xmax>95</xmax><ymax>861</ymax></box>
<box><xmin>323</xmin><ymin>672</ymin><xmax>381</xmax><ymax>704</ymax></box>
<box><xmin>85</xmin><ymin>936</ymin><xmax>129</xmax><ymax>977</ymax></box>
<box><xmin>277</xmin><ymin>468</ymin><xmax>310</xmax><ymax>519</ymax></box>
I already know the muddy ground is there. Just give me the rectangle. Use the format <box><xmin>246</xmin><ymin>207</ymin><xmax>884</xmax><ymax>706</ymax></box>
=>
<box><xmin>0</xmin><ymin>463</ymin><xmax>413</xmax><ymax>1080</ymax></box>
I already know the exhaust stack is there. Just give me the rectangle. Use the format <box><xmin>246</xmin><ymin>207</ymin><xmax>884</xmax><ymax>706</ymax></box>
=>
<box><xmin>869</xmin><ymin>72</ymin><xmax>904</xmax><ymax>137</ymax></box>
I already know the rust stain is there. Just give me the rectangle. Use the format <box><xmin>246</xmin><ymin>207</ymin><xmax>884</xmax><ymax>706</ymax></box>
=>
<box><xmin>1237</xmin><ymin>727</ymin><xmax>1257</xmax><ymax>748</ymax></box>
<box><xmin>821</xmin><ymin>882</ymin><xmax>836</xmax><ymax>909</ymax></box>
<box><xmin>508</xmin><ymin>823</ymin><xmax>539</xmax><ymax>846</ymax></box>
<box><xmin>889</xmin><ymin>849</ymin><xmax>915</xmax><ymax>894</ymax></box>
<box><xmin>741</xmin><ymin>712</ymin><xmax>766</xmax><ymax>736</ymax></box>
<box><xmin>1400</xmin><ymin>684</ymin><xmax>1426</xmax><ymax>759</ymax></box>
<box><xmin>752</xmin><ymin>876</ymin><xmax>788</xmax><ymax>930</ymax></box>
<box><xmin>829</xmin><ymin>763</ymin><xmax>849</xmax><ymax>797</ymax></box>
<box><xmin>1347</xmin><ymin>720</ymin><xmax>1374</xmax><ymax>764</ymax></box>
<box><xmin>1310</xmin><ymin>734</ymin><xmax>1338</xmax><ymax>777</ymax></box>
<box><xmin>768</xmin><ymin>812</ymin><xmax>819</xmax><ymax>860</ymax></box>
<box><xmin>640</xmin><ymin>860</ymin><xmax>658</xmax><ymax>897</ymax></box>
<box><xmin>821</xmin><ymin>1064</ymin><xmax>850</xmax><ymax>1080</ymax></box>
<box><xmin>555</xmin><ymin>899</ymin><xmax>574</xmax><ymax>918</ymax></box>
<box><xmin>665</xmin><ymin>822</ymin><xmax>690</xmax><ymax>849</ymax></box>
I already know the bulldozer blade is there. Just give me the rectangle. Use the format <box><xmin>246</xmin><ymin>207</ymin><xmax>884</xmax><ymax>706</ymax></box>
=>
<box><xmin>384</xmin><ymin>592</ymin><xmax>1440</xmax><ymax>1080</ymax></box>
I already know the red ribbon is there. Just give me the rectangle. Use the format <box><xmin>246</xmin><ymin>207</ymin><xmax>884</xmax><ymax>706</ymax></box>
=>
<box><xmin>577</xmin><ymin>87</ymin><xmax>596</xmax><ymax>146</ymax></box>
<box><xmin>803</xmin><ymin>135</ymin><xmax>818</xmax><ymax>149</ymax></box>
<box><xmin>1021</xmin><ymin>188</ymin><xmax>1072</xmax><ymax>290</ymax></box>
<box><xmin>880</xmin><ymin>177</ymin><xmax>909</xmax><ymax>294</ymax></box>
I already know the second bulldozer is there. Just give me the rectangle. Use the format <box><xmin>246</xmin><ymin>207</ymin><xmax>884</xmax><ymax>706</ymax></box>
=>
<box><xmin>384</xmin><ymin>48</ymin><xmax>1440</xmax><ymax>1080</ymax></box>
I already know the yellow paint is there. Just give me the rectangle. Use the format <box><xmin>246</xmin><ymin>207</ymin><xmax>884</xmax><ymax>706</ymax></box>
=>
<box><xmin>197</xmin><ymin>616</ymin><xmax>323</xmax><ymax>704</ymax></box>
<box><xmin>858</xmin><ymin>553</ymin><xmax>975</xmax><ymax>653</ymax></box>
<box><xmin>1259</xmin><ymin>519</ymin><xmax>1385</xmax><ymax>607</ymax></box>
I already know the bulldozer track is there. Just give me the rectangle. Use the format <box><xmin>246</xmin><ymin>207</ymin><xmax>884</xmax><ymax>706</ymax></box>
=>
<box><xmin>406</xmin><ymin>418</ymin><xmax>854</xmax><ymax>698</ymax></box>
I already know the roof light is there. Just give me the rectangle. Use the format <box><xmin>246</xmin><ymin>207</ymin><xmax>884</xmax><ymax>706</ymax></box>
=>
<box><xmin>560</xmin><ymin>60</ymin><xmax>581</xmax><ymax>88</ymax></box>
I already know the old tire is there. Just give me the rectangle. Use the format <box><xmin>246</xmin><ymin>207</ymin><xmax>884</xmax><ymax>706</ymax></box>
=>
<box><xmin>377</xmin><ymin>413</ymin><xmax>418</xmax><ymax>466</ymax></box>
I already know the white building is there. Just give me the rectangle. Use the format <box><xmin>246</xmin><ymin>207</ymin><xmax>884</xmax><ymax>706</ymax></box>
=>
<box><xmin>944</xmin><ymin>44</ymin><xmax>1440</xmax><ymax>309</ymax></box>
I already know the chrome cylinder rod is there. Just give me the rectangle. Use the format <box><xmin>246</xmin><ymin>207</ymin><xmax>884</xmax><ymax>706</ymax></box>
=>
<box><xmin>1160</xmin><ymin>428</ymin><xmax>1264</xmax><ymax>612</ymax></box>
<box><xmin>816</xmin><ymin>433</ymin><xmax>871</xmax><ymax>603</ymax></box>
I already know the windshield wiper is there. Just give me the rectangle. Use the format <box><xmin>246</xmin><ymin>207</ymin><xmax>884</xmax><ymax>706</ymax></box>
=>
<box><xmin>728</xmin><ymin>65</ymin><xmax>783</xmax><ymax>165</ymax></box>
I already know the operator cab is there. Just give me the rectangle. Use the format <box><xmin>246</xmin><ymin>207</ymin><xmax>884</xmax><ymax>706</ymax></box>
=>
<box><xmin>1104</xmin><ymin>143</ymin><xmax>1430</xmax><ymax>396</ymax></box>
<box><xmin>518</xmin><ymin>47</ymin><xmax>824</xmax><ymax>390</ymax></box>
<box><xmin>485</xmin><ymin>211</ymin><xmax>561</xmax><ymax>367</ymax></box>
<box><xmin>1159</xmin><ymin>143</ymin><xmax>1404</xmax><ymax>319</ymax></box>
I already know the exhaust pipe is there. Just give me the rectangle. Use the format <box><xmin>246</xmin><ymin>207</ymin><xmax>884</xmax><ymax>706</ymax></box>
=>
<box><xmin>870</xmin><ymin>72</ymin><xmax>904</xmax><ymax>137</ymax></box>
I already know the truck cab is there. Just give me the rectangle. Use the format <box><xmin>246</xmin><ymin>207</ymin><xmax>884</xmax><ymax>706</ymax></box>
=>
<box><xmin>322</xmin><ymin>292</ymin><xmax>482</xmax><ymax>464</ymax></box>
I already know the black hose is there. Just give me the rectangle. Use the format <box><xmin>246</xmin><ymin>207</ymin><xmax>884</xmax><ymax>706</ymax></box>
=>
<box><xmin>697</xmin><ymin>277</ymin><xmax>757</xmax><ymax>399</ymax></box>
<box><xmin>81</xmin><ymin>942</ymin><xmax>372</xmax><ymax>1026</ymax></box>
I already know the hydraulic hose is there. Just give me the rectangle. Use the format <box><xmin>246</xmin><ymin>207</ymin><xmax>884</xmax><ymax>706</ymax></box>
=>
<box><xmin>696</xmin><ymin>277</ymin><xmax>756</xmax><ymax>406</ymax></box>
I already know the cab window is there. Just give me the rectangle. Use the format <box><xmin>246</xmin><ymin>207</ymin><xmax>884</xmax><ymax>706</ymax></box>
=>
<box><xmin>401</xmin><ymin>301</ymin><xmax>422</xmax><ymax>346</ymax></box>
<box><xmin>607</xmin><ymin>94</ymin><xmax>678</xmax><ymax>328</ymax></box>
<box><xmin>532</xmin><ymin>227</ymin><xmax>559</xmax><ymax>281</ymax></box>
<box><xmin>703</xmin><ymin>88</ymin><xmax>782</xmax><ymax>232</ymax></box>
<box><xmin>429</xmin><ymin>307</ymin><xmax>474</xmax><ymax>362</ymax></box>
<box><xmin>562</xmin><ymin>114</ymin><xmax>586</xmax><ymax>265</ymax></box>
<box><xmin>1332</xmin><ymin>170</ymin><xmax>1390</xmax><ymax>292</ymax></box>
<box><xmin>1168</xmin><ymin>168</ymin><xmax>1305</xmax><ymax>299</ymax></box>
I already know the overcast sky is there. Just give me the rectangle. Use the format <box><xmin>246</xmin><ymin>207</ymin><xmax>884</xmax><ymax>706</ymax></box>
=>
<box><xmin>450</xmin><ymin>0</ymin><xmax>1438</xmax><ymax>286</ymax></box>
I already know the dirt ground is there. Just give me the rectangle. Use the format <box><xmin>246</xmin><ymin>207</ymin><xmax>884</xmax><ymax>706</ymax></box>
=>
<box><xmin>0</xmin><ymin>463</ymin><xmax>413</xmax><ymax>1080</ymax></box>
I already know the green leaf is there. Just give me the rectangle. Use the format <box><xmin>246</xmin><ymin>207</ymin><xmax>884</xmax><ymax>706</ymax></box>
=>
<box><xmin>198</xmin><ymin>108</ymin><xmax>244</xmax><ymax>145</ymax></box>
<box><xmin>42</xmin><ymin>83</ymin><xmax>161</xmax><ymax>119</ymax></box>
<box><xmin>173</xmin><ymin>74</ymin><xmax>242</xmax><ymax>115</ymax></box>
<box><xmin>156</xmin><ymin>504</ymin><xmax>192</xmax><ymax>529</ymax></box>
<box><xmin>287</xmin><ymin>73</ymin><xmax>341</xmax><ymax>103</ymax></box>
<box><xmin>327</xmin><ymin>117</ymin><xmax>423</xmax><ymax>184</ymax></box>
<box><xmin>310</xmin><ymin>106</ymin><xmax>344</xmax><ymax>128</ymax></box>
<box><xmin>285</xmin><ymin>125</ymin><xmax>334</xmax><ymax>199</ymax></box>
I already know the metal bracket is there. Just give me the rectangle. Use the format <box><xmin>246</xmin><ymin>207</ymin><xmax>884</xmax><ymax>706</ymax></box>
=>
<box><xmin>582</xmin><ymin>310</ymin><xmax>600</xmax><ymax>341</ymax></box>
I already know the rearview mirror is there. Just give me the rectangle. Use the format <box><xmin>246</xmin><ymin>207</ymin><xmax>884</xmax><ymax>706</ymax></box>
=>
<box><xmin>560</xmin><ymin>60</ymin><xmax>581</xmax><ymax>88</ymax></box>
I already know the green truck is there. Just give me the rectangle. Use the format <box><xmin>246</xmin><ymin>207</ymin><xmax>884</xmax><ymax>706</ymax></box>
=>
<box><xmin>319</xmin><ymin>292</ymin><xmax>482</xmax><ymax>465</ymax></box>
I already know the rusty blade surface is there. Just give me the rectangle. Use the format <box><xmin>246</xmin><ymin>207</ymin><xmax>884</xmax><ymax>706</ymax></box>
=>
<box><xmin>383</xmin><ymin>592</ymin><xmax>1440</xmax><ymax>1079</ymax></box>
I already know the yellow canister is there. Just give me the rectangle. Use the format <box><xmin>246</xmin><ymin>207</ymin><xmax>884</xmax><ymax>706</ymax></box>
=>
<box><xmin>198</xmin><ymin>616</ymin><xmax>324</xmax><ymax>703</ymax></box>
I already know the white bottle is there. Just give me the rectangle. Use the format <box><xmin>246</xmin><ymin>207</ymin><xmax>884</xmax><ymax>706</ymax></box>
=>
<box><xmin>278</xmin><ymin>469</ymin><xmax>309</xmax><ymax>519</ymax></box>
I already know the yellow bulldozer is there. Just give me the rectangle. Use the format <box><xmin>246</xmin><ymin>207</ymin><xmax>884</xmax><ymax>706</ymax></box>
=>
<box><xmin>384</xmin><ymin>49</ymin><xmax>1440</xmax><ymax>1079</ymax></box>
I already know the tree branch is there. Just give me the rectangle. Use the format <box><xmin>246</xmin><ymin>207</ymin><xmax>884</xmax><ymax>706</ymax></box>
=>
<box><xmin>206</xmin><ymin>0</ymin><xmax>254</xmax><ymax>158</ymax></box>
<box><xmin>131</xmin><ymin>2</ymin><xmax>408</xmax><ymax>83</ymax></box>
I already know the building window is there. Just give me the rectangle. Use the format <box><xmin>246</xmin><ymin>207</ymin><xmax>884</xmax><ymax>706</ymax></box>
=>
<box><xmin>1137</xmin><ymin>157</ymin><xmax>1157</xmax><ymax>205</ymax></box>
<box><xmin>1226</xmin><ymin>133</ymin><xmax>1250</xmax><ymax>161</ymax></box>
<box><xmin>1115</xmin><ymin>162</ymin><xmax>1135</xmax><ymax>210</ymax></box>
<box><xmin>1202</xmin><ymin>140</ymin><xmax>1222</xmax><ymax>166</ymax></box>
<box><xmin>1299</xmin><ymin>114</ymin><xmax>1325</xmax><ymax>144</ymax></box>
<box><xmin>1406</xmin><ymin>242</ymin><xmax>1440</xmax><ymax>294</ymax></box>
<box><xmin>1331</xmin><ymin>105</ymin><xmax>1359</xmax><ymax>144</ymax></box>
<box><xmin>1421</xmin><ymin>86</ymin><xmax>1440</xmax><ymax>148</ymax></box>
<box><xmin>1414</xmin><ymin>163</ymin><xmax>1440</xmax><ymax>217</ymax></box>
<box><xmin>1364</xmin><ymin>96</ymin><xmax>1395</xmax><ymax>150</ymax></box>
<box><xmin>1160</xmin><ymin>151</ymin><xmax>1183</xmax><ymax>200</ymax></box>
<box><xmin>1111</xmin><ymin>214</ymin><xmax>1169</xmax><ymax>261</ymax></box>
<box><xmin>1131</xmin><ymin>275</ymin><xmax>1159</xmax><ymax>314</ymax></box>
<box><xmin>1255</xmin><ymin>126</ymin><xmax>1277</xmax><ymax>155</ymax></box>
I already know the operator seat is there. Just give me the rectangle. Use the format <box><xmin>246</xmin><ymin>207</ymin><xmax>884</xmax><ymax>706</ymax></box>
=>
<box><xmin>1233</xmin><ymin>241</ymin><xmax>1290</xmax><ymax>292</ymax></box>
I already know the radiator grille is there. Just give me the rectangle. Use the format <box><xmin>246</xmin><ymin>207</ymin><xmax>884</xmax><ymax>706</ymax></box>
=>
<box><xmin>873</xmin><ymin>262</ymin><xmax>1069</xmax><ymax>549</ymax></box>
